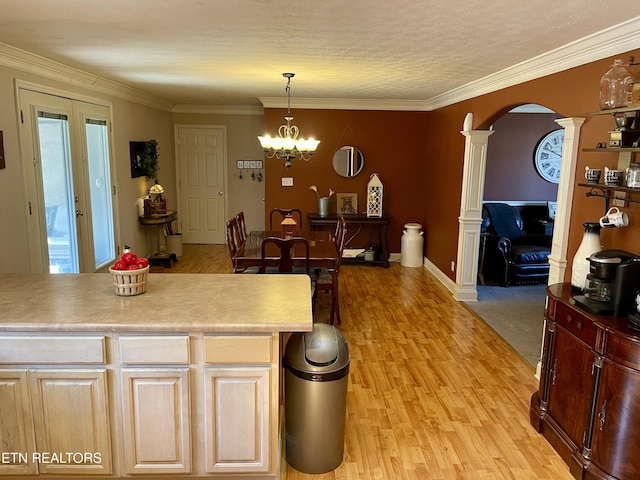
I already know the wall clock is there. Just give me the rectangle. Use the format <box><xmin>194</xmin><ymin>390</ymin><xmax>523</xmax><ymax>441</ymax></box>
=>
<box><xmin>533</xmin><ymin>129</ymin><xmax>564</xmax><ymax>184</ymax></box>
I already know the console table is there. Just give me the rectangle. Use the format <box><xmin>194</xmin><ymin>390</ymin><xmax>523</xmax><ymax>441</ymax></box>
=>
<box><xmin>139</xmin><ymin>210</ymin><xmax>179</xmax><ymax>268</ymax></box>
<box><xmin>307</xmin><ymin>213</ymin><xmax>391</xmax><ymax>267</ymax></box>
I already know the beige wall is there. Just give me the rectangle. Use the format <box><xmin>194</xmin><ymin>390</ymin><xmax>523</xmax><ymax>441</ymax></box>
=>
<box><xmin>0</xmin><ymin>64</ymin><xmax>173</xmax><ymax>272</ymax></box>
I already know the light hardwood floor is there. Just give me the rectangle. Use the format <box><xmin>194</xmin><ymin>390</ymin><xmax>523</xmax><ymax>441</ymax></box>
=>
<box><xmin>151</xmin><ymin>245</ymin><xmax>572</xmax><ymax>480</ymax></box>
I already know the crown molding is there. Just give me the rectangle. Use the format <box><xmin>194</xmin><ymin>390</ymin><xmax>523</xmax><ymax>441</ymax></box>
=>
<box><xmin>171</xmin><ymin>104</ymin><xmax>263</xmax><ymax>115</ymax></box>
<box><xmin>2</xmin><ymin>15</ymin><xmax>640</xmax><ymax>113</ymax></box>
<box><xmin>258</xmin><ymin>97</ymin><xmax>430</xmax><ymax>111</ymax></box>
<box><xmin>0</xmin><ymin>43</ymin><xmax>174</xmax><ymax>111</ymax></box>
<box><xmin>425</xmin><ymin>16</ymin><xmax>640</xmax><ymax>110</ymax></box>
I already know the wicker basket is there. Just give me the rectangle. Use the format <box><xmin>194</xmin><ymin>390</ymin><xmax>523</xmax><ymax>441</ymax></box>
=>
<box><xmin>109</xmin><ymin>266</ymin><xmax>149</xmax><ymax>296</ymax></box>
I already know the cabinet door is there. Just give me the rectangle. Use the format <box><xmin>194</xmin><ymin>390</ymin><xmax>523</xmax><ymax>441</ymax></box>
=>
<box><xmin>0</xmin><ymin>370</ymin><xmax>37</xmax><ymax>476</ymax></box>
<box><xmin>203</xmin><ymin>367</ymin><xmax>270</xmax><ymax>473</ymax></box>
<box><xmin>29</xmin><ymin>369</ymin><xmax>111</xmax><ymax>475</ymax></box>
<box><xmin>590</xmin><ymin>359</ymin><xmax>640</xmax><ymax>479</ymax></box>
<box><xmin>121</xmin><ymin>368</ymin><xmax>191</xmax><ymax>474</ymax></box>
<box><xmin>546</xmin><ymin>325</ymin><xmax>596</xmax><ymax>448</ymax></box>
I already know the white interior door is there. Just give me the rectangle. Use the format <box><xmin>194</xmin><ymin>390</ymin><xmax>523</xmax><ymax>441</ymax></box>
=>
<box><xmin>176</xmin><ymin>126</ymin><xmax>226</xmax><ymax>244</ymax></box>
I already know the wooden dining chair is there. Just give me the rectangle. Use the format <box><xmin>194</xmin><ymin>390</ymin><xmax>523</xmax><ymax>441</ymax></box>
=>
<box><xmin>315</xmin><ymin>215</ymin><xmax>347</xmax><ymax>325</ymax></box>
<box><xmin>261</xmin><ymin>236</ymin><xmax>316</xmax><ymax>302</ymax></box>
<box><xmin>227</xmin><ymin>217</ymin><xmax>257</xmax><ymax>273</ymax></box>
<box><xmin>269</xmin><ymin>208</ymin><xmax>303</xmax><ymax>234</ymax></box>
<box><xmin>235</xmin><ymin>211</ymin><xmax>248</xmax><ymax>243</ymax></box>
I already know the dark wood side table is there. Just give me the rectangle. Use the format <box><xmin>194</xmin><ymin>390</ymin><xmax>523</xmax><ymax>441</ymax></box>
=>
<box><xmin>307</xmin><ymin>213</ymin><xmax>392</xmax><ymax>267</ymax></box>
<box><xmin>139</xmin><ymin>210</ymin><xmax>179</xmax><ymax>268</ymax></box>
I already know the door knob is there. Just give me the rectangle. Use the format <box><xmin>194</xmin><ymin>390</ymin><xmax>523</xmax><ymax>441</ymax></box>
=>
<box><xmin>218</xmin><ymin>191</ymin><xmax>223</xmax><ymax>196</ymax></box>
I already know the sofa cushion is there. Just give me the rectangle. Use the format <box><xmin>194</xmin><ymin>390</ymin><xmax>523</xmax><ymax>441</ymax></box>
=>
<box><xmin>484</xmin><ymin>203</ymin><xmax>526</xmax><ymax>240</ymax></box>
<box><xmin>512</xmin><ymin>245</ymin><xmax>550</xmax><ymax>264</ymax></box>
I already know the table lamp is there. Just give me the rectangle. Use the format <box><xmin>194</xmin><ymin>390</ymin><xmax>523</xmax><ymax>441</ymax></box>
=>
<box><xmin>148</xmin><ymin>182</ymin><xmax>166</xmax><ymax>214</ymax></box>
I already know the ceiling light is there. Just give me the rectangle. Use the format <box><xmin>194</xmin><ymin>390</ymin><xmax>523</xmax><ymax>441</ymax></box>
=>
<box><xmin>258</xmin><ymin>73</ymin><xmax>320</xmax><ymax>168</ymax></box>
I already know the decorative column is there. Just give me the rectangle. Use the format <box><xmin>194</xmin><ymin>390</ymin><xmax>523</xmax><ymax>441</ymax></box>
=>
<box><xmin>454</xmin><ymin>126</ymin><xmax>493</xmax><ymax>302</ymax></box>
<box><xmin>547</xmin><ymin>117</ymin><xmax>584</xmax><ymax>285</ymax></box>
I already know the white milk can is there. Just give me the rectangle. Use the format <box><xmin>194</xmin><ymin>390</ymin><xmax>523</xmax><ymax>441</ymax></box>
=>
<box><xmin>571</xmin><ymin>222</ymin><xmax>602</xmax><ymax>291</ymax></box>
<box><xmin>401</xmin><ymin>223</ymin><xmax>424</xmax><ymax>267</ymax></box>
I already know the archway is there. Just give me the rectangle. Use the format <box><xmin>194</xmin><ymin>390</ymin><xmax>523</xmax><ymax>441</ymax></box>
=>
<box><xmin>456</xmin><ymin>105</ymin><xmax>584</xmax><ymax>373</ymax></box>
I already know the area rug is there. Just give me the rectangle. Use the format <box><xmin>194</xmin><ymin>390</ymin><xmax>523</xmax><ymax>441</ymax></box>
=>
<box><xmin>464</xmin><ymin>284</ymin><xmax>547</xmax><ymax>368</ymax></box>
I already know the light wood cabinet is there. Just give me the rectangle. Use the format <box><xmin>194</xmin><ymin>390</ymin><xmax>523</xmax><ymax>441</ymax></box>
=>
<box><xmin>29</xmin><ymin>369</ymin><xmax>112</xmax><ymax>475</ymax></box>
<box><xmin>119</xmin><ymin>334</ymin><xmax>191</xmax><ymax>474</ymax></box>
<box><xmin>0</xmin><ymin>336</ymin><xmax>111</xmax><ymax>476</ymax></box>
<box><xmin>0</xmin><ymin>368</ymin><xmax>112</xmax><ymax>476</ymax></box>
<box><xmin>204</xmin><ymin>366</ymin><xmax>271</xmax><ymax>473</ymax></box>
<box><xmin>0</xmin><ymin>370</ymin><xmax>37</xmax><ymax>476</ymax></box>
<box><xmin>121</xmin><ymin>368</ymin><xmax>191</xmax><ymax>474</ymax></box>
<box><xmin>202</xmin><ymin>334</ymin><xmax>277</xmax><ymax>475</ymax></box>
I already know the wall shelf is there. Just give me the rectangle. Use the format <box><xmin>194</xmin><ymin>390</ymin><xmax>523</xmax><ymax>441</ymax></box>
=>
<box><xmin>586</xmin><ymin>106</ymin><xmax>640</xmax><ymax>116</ymax></box>
<box><xmin>578</xmin><ymin>182</ymin><xmax>640</xmax><ymax>212</ymax></box>
<box><xmin>582</xmin><ymin>147</ymin><xmax>640</xmax><ymax>153</ymax></box>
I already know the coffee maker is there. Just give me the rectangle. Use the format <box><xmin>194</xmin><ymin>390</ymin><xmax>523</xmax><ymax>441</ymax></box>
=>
<box><xmin>573</xmin><ymin>249</ymin><xmax>640</xmax><ymax>317</ymax></box>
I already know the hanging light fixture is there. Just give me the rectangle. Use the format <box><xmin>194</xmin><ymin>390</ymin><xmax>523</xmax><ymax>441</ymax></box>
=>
<box><xmin>258</xmin><ymin>73</ymin><xmax>320</xmax><ymax>168</ymax></box>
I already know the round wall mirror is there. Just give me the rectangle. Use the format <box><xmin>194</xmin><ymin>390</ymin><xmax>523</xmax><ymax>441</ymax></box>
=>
<box><xmin>332</xmin><ymin>146</ymin><xmax>364</xmax><ymax>177</ymax></box>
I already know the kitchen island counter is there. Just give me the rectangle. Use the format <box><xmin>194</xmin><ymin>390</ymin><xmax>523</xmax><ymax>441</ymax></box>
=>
<box><xmin>0</xmin><ymin>273</ymin><xmax>312</xmax><ymax>333</ymax></box>
<box><xmin>0</xmin><ymin>273</ymin><xmax>312</xmax><ymax>479</ymax></box>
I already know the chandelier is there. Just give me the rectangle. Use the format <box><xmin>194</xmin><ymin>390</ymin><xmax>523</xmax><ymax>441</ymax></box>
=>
<box><xmin>258</xmin><ymin>73</ymin><xmax>320</xmax><ymax>168</ymax></box>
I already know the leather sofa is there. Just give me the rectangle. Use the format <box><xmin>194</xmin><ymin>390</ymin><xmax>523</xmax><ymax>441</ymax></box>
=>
<box><xmin>480</xmin><ymin>203</ymin><xmax>551</xmax><ymax>287</ymax></box>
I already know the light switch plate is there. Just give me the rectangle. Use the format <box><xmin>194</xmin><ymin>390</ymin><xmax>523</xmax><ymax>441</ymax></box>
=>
<box><xmin>281</xmin><ymin>177</ymin><xmax>294</xmax><ymax>187</ymax></box>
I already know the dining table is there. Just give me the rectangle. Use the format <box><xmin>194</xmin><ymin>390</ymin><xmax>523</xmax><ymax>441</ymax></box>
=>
<box><xmin>234</xmin><ymin>230</ymin><xmax>341</xmax><ymax>324</ymax></box>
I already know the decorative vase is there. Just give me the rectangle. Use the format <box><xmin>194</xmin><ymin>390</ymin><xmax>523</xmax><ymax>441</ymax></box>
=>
<box><xmin>318</xmin><ymin>197</ymin><xmax>330</xmax><ymax>217</ymax></box>
<box><xmin>571</xmin><ymin>222</ymin><xmax>602</xmax><ymax>291</ymax></box>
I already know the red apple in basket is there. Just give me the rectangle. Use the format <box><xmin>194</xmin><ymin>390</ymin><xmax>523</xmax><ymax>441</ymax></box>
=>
<box><xmin>122</xmin><ymin>251</ymin><xmax>138</xmax><ymax>265</ymax></box>
<box><xmin>112</xmin><ymin>260</ymin><xmax>127</xmax><ymax>270</ymax></box>
<box><xmin>126</xmin><ymin>264</ymin><xmax>141</xmax><ymax>270</ymax></box>
<box><xmin>136</xmin><ymin>257</ymin><xmax>149</xmax><ymax>268</ymax></box>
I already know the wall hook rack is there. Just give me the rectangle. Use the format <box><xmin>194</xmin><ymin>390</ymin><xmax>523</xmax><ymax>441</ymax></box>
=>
<box><xmin>580</xmin><ymin>183</ymin><xmax>640</xmax><ymax>213</ymax></box>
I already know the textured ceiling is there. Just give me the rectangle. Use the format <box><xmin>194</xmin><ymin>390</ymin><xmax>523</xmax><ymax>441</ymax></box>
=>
<box><xmin>1</xmin><ymin>1</ymin><xmax>640</xmax><ymax>108</ymax></box>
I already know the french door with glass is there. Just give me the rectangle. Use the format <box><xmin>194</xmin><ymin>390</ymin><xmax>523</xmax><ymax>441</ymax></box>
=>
<box><xmin>19</xmin><ymin>88</ymin><xmax>117</xmax><ymax>273</ymax></box>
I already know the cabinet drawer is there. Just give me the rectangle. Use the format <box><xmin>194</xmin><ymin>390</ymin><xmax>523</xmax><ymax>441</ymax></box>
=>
<box><xmin>0</xmin><ymin>336</ymin><xmax>106</xmax><ymax>364</ymax></box>
<box><xmin>605</xmin><ymin>331</ymin><xmax>640</xmax><ymax>370</ymax></box>
<box><xmin>204</xmin><ymin>335</ymin><xmax>272</xmax><ymax>364</ymax></box>
<box><xmin>120</xmin><ymin>335</ymin><xmax>190</xmax><ymax>364</ymax></box>
<box><xmin>555</xmin><ymin>303</ymin><xmax>599</xmax><ymax>348</ymax></box>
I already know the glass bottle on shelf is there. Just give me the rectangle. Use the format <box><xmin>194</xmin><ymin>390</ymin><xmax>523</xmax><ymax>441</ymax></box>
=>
<box><xmin>599</xmin><ymin>59</ymin><xmax>635</xmax><ymax>110</ymax></box>
<box><xmin>571</xmin><ymin>222</ymin><xmax>602</xmax><ymax>291</ymax></box>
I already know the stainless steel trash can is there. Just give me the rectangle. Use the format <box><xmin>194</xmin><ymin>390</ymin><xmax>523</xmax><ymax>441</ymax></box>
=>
<box><xmin>283</xmin><ymin>323</ymin><xmax>350</xmax><ymax>474</ymax></box>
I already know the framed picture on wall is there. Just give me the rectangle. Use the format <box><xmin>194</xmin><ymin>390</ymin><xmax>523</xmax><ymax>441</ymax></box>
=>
<box><xmin>129</xmin><ymin>141</ymin><xmax>146</xmax><ymax>178</ymax></box>
<box><xmin>337</xmin><ymin>193</ymin><xmax>358</xmax><ymax>215</ymax></box>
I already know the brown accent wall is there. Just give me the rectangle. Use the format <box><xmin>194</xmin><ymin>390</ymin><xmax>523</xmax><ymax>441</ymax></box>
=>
<box><xmin>427</xmin><ymin>49</ymin><xmax>640</xmax><ymax>281</ymax></box>
<box><xmin>263</xmin><ymin>109</ymin><xmax>430</xmax><ymax>253</ymax></box>
<box><xmin>485</xmin><ymin>112</ymin><xmax>561</xmax><ymax>201</ymax></box>
<box><xmin>263</xmin><ymin>49</ymin><xmax>640</xmax><ymax>282</ymax></box>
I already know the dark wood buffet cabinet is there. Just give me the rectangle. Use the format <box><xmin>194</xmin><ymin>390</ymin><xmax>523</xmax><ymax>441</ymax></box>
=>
<box><xmin>530</xmin><ymin>283</ymin><xmax>640</xmax><ymax>480</ymax></box>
